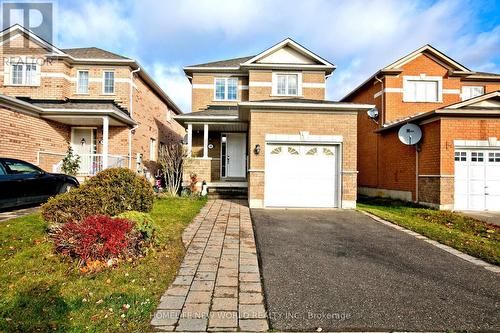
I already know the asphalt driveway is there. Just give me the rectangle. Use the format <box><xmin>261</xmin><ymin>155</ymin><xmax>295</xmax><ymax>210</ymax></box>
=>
<box><xmin>251</xmin><ymin>209</ymin><xmax>500</xmax><ymax>332</ymax></box>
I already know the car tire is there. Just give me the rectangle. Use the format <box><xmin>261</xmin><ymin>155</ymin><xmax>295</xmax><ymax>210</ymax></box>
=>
<box><xmin>60</xmin><ymin>183</ymin><xmax>76</xmax><ymax>194</ymax></box>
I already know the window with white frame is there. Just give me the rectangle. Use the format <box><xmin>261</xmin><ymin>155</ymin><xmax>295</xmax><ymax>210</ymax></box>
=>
<box><xmin>103</xmin><ymin>71</ymin><xmax>115</xmax><ymax>94</ymax></box>
<box><xmin>10</xmin><ymin>63</ymin><xmax>38</xmax><ymax>85</ymax></box>
<box><xmin>403</xmin><ymin>77</ymin><xmax>441</xmax><ymax>102</ymax></box>
<box><xmin>77</xmin><ymin>70</ymin><xmax>89</xmax><ymax>94</ymax></box>
<box><xmin>461</xmin><ymin>86</ymin><xmax>484</xmax><ymax>101</ymax></box>
<box><xmin>214</xmin><ymin>77</ymin><xmax>238</xmax><ymax>100</ymax></box>
<box><xmin>149</xmin><ymin>138</ymin><xmax>157</xmax><ymax>161</ymax></box>
<box><xmin>274</xmin><ymin>73</ymin><xmax>299</xmax><ymax>95</ymax></box>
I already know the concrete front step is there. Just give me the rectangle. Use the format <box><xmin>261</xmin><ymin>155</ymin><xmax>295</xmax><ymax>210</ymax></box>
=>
<box><xmin>208</xmin><ymin>187</ymin><xmax>248</xmax><ymax>199</ymax></box>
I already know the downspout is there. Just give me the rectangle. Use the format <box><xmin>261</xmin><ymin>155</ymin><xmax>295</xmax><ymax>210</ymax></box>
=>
<box><xmin>128</xmin><ymin>67</ymin><xmax>141</xmax><ymax>169</ymax></box>
<box><xmin>374</xmin><ymin>75</ymin><xmax>383</xmax><ymax>189</ymax></box>
<box><xmin>415</xmin><ymin>144</ymin><xmax>419</xmax><ymax>203</ymax></box>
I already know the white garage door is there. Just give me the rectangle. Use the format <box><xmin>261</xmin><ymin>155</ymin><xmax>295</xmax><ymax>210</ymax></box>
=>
<box><xmin>454</xmin><ymin>150</ymin><xmax>500</xmax><ymax>211</ymax></box>
<box><xmin>264</xmin><ymin>144</ymin><xmax>338</xmax><ymax>207</ymax></box>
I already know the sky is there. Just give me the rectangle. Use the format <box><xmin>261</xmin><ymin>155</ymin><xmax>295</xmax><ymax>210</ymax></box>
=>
<box><xmin>36</xmin><ymin>0</ymin><xmax>500</xmax><ymax>112</ymax></box>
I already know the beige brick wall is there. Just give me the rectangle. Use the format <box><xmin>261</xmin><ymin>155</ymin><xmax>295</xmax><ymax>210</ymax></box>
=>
<box><xmin>0</xmin><ymin>31</ymin><xmax>185</xmax><ymax>175</ymax></box>
<box><xmin>131</xmin><ymin>75</ymin><xmax>185</xmax><ymax>166</ymax></box>
<box><xmin>191</xmin><ymin>74</ymin><xmax>248</xmax><ymax>112</ymax></box>
<box><xmin>248</xmin><ymin>110</ymin><xmax>357</xmax><ymax>207</ymax></box>
<box><xmin>0</xmin><ymin>107</ymin><xmax>70</xmax><ymax>171</ymax></box>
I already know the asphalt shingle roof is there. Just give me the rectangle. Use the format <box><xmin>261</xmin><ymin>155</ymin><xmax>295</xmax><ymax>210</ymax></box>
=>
<box><xmin>62</xmin><ymin>47</ymin><xmax>131</xmax><ymax>60</ymax></box>
<box><xmin>186</xmin><ymin>56</ymin><xmax>254</xmax><ymax>68</ymax></box>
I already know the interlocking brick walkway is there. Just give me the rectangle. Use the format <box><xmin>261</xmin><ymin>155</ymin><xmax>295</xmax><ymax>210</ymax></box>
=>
<box><xmin>151</xmin><ymin>199</ymin><xmax>268</xmax><ymax>332</ymax></box>
<box><xmin>0</xmin><ymin>206</ymin><xmax>39</xmax><ymax>222</ymax></box>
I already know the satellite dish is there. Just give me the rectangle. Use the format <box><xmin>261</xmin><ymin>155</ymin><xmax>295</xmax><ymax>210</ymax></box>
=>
<box><xmin>398</xmin><ymin>123</ymin><xmax>422</xmax><ymax>145</ymax></box>
<box><xmin>367</xmin><ymin>108</ymin><xmax>379</xmax><ymax>119</ymax></box>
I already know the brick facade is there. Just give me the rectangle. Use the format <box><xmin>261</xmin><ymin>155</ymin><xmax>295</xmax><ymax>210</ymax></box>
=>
<box><xmin>0</xmin><ymin>29</ymin><xmax>183</xmax><ymax>176</ymax></box>
<box><xmin>190</xmin><ymin>70</ymin><xmax>326</xmax><ymax>113</ymax></box>
<box><xmin>344</xmin><ymin>48</ymin><xmax>500</xmax><ymax>209</ymax></box>
<box><xmin>248</xmin><ymin>111</ymin><xmax>357</xmax><ymax>207</ymax></box>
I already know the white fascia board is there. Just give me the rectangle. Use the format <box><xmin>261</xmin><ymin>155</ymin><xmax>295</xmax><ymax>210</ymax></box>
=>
<box><xmin>265</xmin><ymin>133</ymin><xmax>343</xmax><ymax>143</ymax></box>
<box><xmin>241</xmin><ymin>38</ymin><xmax>335</xmax><ymax>68</ymax></box>
<box><xmin>174</xmin><ymin>115</ymin><xmax>239</xmax><ymax>120</ymax></box>
<box><xmin>183</xmin><ymin>66</ymin><xmax>241</xmax><ymax>72</ymax></box>
<box><xmin>239</xmin><ymin>101</ymin><xmax>375</xmax><ymax>110</ymax></box>
<box><xmin>0</xmin><ymin>24</ymin><xmax>66</xmax><ymax>55</ymax></box>
<box><xmin>443</xmin><ymin>91</ymin><xmax>500</xmax><ymax>109</ymax></box>
<box><xmin>41</xmin><ymin>108</ymin><xmax>136</xmax><ymax>124</ymax></box>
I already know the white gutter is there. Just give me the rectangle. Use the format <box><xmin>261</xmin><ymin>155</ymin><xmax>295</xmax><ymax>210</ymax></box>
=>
<box><xmin>129</xmin><ymin>67</ymin><xmax>141</xmax><ymax>168</ymax></box>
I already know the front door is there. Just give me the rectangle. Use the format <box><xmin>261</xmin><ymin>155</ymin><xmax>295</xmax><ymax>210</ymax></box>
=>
<box><xmin>226</xmin><ymin>133</ymin><xmax>246</xmax><ymax>178</ymax></box>
<box><xmin>71</xmin><ymin>128</ymin><xmax>95</xmax><ymax>175</ymax></box>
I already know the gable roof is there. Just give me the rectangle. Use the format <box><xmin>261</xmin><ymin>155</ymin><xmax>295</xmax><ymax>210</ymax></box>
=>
<box><xmin>187</xmin><ymin>56</ymin><xmax>254</xmax><ymax>69</ymax></box>
<box><xmin>241</xmin><ymin>38</ymin><xmax>335</xmax><ymax>69</ymax></box>
<box><xmin>0</xmin><ymin>24</ymin><xmax>183</xmax><ymax>114</ymax></box>
<box><xmin>341</xmin><ymin>44</ymin><xmax>499</xmax><ymax>101</ymax></box>
<box><xmin>184</xmin><ymin>38</ymin><xmax>335</xmax><ymax>75</ymax></box>
<box><xmin>384</xmin><ymin>44</ymin><xmax>470</xmax><ymax>72</ymax></box>
<box><xmin>0</xmin><ymin>24</ymin><xmax>66</xmax><ymax>55</ymax></box>
<box><xmin>62</xmin><ymin>47</ymin><xmax>131</xmax><ymax>60</ymax></box>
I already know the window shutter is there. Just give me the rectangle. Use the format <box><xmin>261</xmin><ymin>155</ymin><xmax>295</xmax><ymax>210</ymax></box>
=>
<box><xmin>3</xmin><ymin>59</ymin><xmax>11</xmax><ymax>85</ymax></box>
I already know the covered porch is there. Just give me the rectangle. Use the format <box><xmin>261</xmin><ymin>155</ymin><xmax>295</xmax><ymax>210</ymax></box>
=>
<box><xmin>174</xmin><ymin>107</ymin><xmax>249</xmax><ymax>194</ymax></box>
<box><xmin>29</xmin><ymin>99</ymin><xmax>136</xmax><ymax>176</ymax></box>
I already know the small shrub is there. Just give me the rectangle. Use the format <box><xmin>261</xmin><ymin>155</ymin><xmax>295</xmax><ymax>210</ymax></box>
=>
<box><xmin>61</xmin><ymin>144</ymin><xmax>80</xmax><ymax>176</ymax></box>
<box><xmin>85</xmin><ymin>168</ymin><xmax>154</xmax><ymax>212</ymax></box>
<box><xmin>117</xmin><ymin>211</ymin><xmax>156</xmax><ymax>242</ymax></box>
<box><xmin>41</xmin><ymin>168</ymin><xmax>154</xmax><ymax>224</ymax></box>
<box><xmin>51</xmin><ymin>215</ymin><xmax>143</xmax><ymax>267</ymax></box>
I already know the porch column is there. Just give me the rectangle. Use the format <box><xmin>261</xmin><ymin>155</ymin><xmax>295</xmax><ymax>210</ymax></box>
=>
<box><xmin>102</xmin><ymin>116</ymin><xmax>109</xmax><ymax>169</ymax></box>
<box><xmin>187</xmin><ymin>124</ymin><xmax>192</xmax><ymax>157</ymax></box>
<box><xmin>203</xmin><ymin>123</ymin><xmax>209</xmax><ymax>158</ymax></box>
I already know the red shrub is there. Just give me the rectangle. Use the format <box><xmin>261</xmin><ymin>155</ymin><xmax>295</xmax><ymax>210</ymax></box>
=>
<box><xmin>51</xmin><ymin>215</ymin><xmax>143</xmax><ymax>265</ymax></box>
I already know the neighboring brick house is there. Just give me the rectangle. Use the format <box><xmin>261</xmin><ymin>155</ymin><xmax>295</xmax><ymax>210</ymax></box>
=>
<box><xmin>342</xmin><ymin>44</ymin><xmax>500</xmax><ymax>211</ymax></box>
<box><xmin>175</xmin><ymin>38</ymin><xmax>374</xmax><ymax>208</ymax></box>
<box><xmin>0</xmin><ymin>24</ymin><xmax>184</xmax><ymax>178</ymax></box>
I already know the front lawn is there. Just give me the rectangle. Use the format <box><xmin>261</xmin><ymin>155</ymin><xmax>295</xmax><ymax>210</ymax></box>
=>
<box><xmin>357</xmin><ymin>196</ymin><xmax>499</xmax><ymax>265</ymax></box>
<box><xmin>0</xmin><ymin>197</ymin><xmax>206</xmax><ymax>333</ymax></box>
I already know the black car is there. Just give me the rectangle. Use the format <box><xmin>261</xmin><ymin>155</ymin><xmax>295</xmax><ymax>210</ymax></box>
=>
<box><xmin>0</xmin><ymin>158</ymin><xmax>79</xmax><ymax>210</ymax></box>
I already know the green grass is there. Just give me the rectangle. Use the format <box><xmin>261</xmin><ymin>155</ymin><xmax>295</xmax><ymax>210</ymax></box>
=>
<box><xmin>0</xmin><ymin>197</ymin><xmax>206</xmax><ymax>333</ymax></box>
<box><xmin>357</xmin><ymin>196</ymin><xmax>499</xmax><ymax>265</ymax></box>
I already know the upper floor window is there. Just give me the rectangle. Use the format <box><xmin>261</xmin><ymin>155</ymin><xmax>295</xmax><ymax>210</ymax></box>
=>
<box><xmin>77</xmin><ymin>70</ymin><xmax>89</xmax><ymax>94</ymax></box>
<box><xmin>403</xmin><ymin>76</ymin><xmax>441</xmax><ymax>102</ymax></box>
<box><xmin>214</xmin><ymin>77</ymin><xmax>238</xmax><ymax>101</ymax></box>
<box><xmin>272</xmin><ymin>73</ymin><xmax>301</xmax><ymax>96</ymax></box>
<box><xmin>10</xmin><ymin>63</ymin><xmax>38</xmax><ymax>86</ymax></box>
<box><xmin>461</xmin><ymin>86</ymin><xmax>484</xmax><ymax>101</ymax></box>
<box><xmin>103</xmin><ymin>71</ymin><xmax>115</xmax><ymax>94</ymax></box>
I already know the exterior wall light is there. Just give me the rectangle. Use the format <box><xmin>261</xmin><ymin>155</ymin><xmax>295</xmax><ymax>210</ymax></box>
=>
<box><xmin>254</xmin><ymin>144</ymin><xmax>261</xmax><ymax>155</ymax></box>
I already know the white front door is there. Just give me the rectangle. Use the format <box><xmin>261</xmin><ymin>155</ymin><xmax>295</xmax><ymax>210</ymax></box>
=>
<box><xmin>265</xmin><ymin>144</ymin><xmax>338</xmax><ymax>208</ymax></box>
<box><xmin>71</xmin><ymin>128</ymin><xmax>95</xmax><ymax>175</ymax></box>
<box><xmin>454</xmin><ymin>149</ymin><xmax>500</xmax><ymax>211</ymax></box>
<box><xmin>226</xmin><ymin>133</ymin><xmax>246</xmax><ymax>178</ymax></box>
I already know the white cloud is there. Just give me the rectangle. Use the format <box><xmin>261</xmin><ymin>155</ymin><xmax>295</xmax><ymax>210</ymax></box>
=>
<box><xmin>149</xmin><ymin>63</ymin><xmax>191</xmax><ymax>113</ymax></box>
<box><xmin>55</xmin><ymin>0</ymin><xmax>499</xmax><ymax>109</ymax></box>
<box><xmin>57</xmin><ymin>1</ymin><xmax>137</xmax><ymax>55</ymax></box>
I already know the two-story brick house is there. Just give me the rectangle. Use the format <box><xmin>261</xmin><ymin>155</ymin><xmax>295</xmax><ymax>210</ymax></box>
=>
<box><xmin>175</xmin><ymin>38</ymin><xmax>375</xmax><ymax>208</ymax></box>
<box><xmin>342</xmin><ymin>45</ymin><xmax>500</xmax><ymax>211</ymax></box>
<box><xmin>0</xmin><ymin>24</ymin><xmax>184</xmax><ymax>178</ymax></box>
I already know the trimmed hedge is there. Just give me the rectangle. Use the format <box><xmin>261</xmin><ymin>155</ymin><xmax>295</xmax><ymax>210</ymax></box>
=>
<box><xmin>42</xmin><ymin>168</ymin><xmax>154</xmax><ymax>224</ymax></box>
